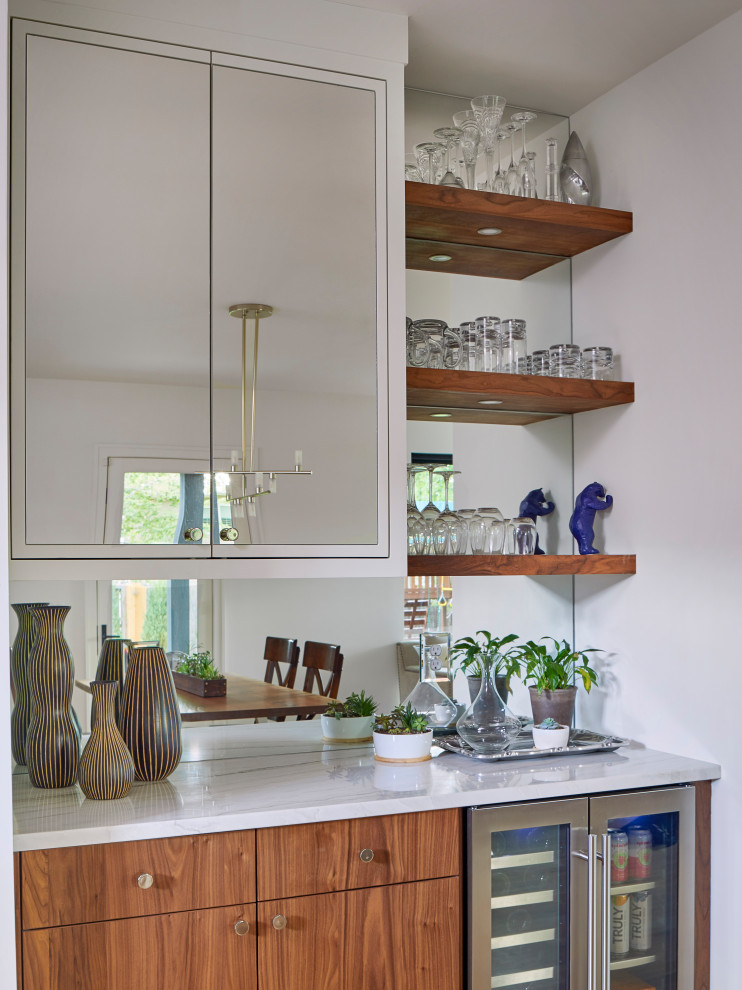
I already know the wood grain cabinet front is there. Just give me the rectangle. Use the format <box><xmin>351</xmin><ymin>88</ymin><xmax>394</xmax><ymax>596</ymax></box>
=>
<box><xmin>257</xmin><ymin>808</ymin><xmax>461</xmax><ymax>900</ymax></box>
<box><xmin>21</xmin><ymin>830</ymin><xmax>256</xmax><ymax>928</ymax></box>
<box><xmin>23</xmin><ymin>903</ymin><xmax>257</xmax><ymax>990</ymax></box>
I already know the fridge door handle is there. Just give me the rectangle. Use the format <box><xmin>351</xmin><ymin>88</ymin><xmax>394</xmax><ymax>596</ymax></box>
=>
<box><xmin>572</xmin><ymin>838</ymin><xmax>603</xmax><ymax>990</ymax></box>
<box><xmin>600</xmin><ymin>832</ymin><xmax>611</xmax><ymax>990</ymax></box>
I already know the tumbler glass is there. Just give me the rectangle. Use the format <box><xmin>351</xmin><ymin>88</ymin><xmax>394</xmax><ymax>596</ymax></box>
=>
<box><xmin>549</xmin><ymin>343</ymin><xmax>581</xmax><ymax>378</ymax></box>
<box><xmin>510</xmin><ymin>517</ymin><xmax>537</xmax><ymax>554</ymax></box>
<box><xmin>442</xmin><ymin>326</ymin><xmax>463</xmax><ymax>369</ymax></box>
<box><xmin>459</xmin><ymin>322</ymin><xmax>478</xmax><ymax>371</ymax></box>
<box><xmin>412</xmin><ymin>319</ymin><xmax>448</xmax><ymax>370</ymax></box>
<box><xmin>581</xmin><ymin>346</ymin><xmax>614</xmax><ymax>380</ymax></box>
<box><xmin>500</xmin><ymin>319</ymin><xmax>528</xmax><ymax>374</ymax></box>
<box><xmin>531</xmin><ymin>349</ymin><xmax>550</xmax><ymax>375</ymax></box>
<box><xmin>475</xmin><ymin>316</ymin><xmax>500</xmax><ymax>372</ymax></box>
<box><xmin>406</xmin><ymin>320</ymin><xmax>429</xmax><ymax>367</ymax></box>
<box><xmin>470</xmin><ymin>508</ymin><xmax>506</xmax><ymax>554</ymax></box>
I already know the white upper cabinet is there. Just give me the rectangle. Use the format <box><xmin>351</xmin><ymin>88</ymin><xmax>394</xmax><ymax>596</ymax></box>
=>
<box><xmin>10</xmin><ymin>20</ymin><xmax>400</xmax><ymax>576</ymax></box>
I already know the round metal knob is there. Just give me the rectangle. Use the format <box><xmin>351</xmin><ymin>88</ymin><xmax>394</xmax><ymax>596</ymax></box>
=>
<box><xmin>272</xmin><ymin>914</ymin><xmax>287</xmax><ymax>930</ymax></box>
<box><xmin>220</xmin><ymin>526</ymin><xmax>239</xmax><ymax>543</ymax></box>
<box><xmin>234</xmin><ymin>920</ymin><xmax>250</xmax><ymax>936</ymax></box>
<box><xmin>359</xmin><ymin>848</ymin><xmax>374</xmax><ymax>863</ymax></box>
<box><xmin>137</xmin><ymin>873</ymin><xmax>154</xmax><ymax>889</ymax></box>
<box><xmin>184</xmin><ymin>527</ymin><xmax>203</xmax><ymax>542</ymax></box>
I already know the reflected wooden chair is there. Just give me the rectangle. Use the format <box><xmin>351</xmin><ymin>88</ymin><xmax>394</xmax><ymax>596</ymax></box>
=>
<box><xmin>296</xmin><ymin>641</ymin><xmax>344</xmax><ymax>721</ymax></box>
<box><xmin>261</xmin><ymin>636</ymin><xmax>301</xmax><ymax>723</ymax></box>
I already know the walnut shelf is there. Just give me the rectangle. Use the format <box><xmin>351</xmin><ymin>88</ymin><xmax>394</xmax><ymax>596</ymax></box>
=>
<box><xmin>406</xmin><ymin>182</ymin><xmax>633</xmax><ymax>280</ymax></box>
<box><xmin>407</xmin><ymin>367</ymin><xmax>634</xmax><ymax>425</ymax></box>
<box><xmin>407</xmin><ymin>555</ymin><xmax>636</xmax><ymax>577</ymax></box>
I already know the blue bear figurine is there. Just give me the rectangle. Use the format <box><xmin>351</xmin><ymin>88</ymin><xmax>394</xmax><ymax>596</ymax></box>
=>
<box><xmin>518</xmin><ymin>488</ymin><xmax>555</xmax><ymax>555</ymax></box>
<box><xmin>569</xmin><ymin>482</ymin><xmax>613</xmax><ymax>555</ymax></box>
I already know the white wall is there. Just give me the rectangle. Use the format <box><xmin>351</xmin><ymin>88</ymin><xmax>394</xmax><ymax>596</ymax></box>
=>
<box><xmin>570</xmin><ymin>12</ymin><xmax>742</xmax><ymax>983</ymax></box>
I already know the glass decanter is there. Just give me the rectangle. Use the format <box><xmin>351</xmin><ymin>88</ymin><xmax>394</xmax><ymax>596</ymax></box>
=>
<box><xmin>403</xmin><ymin>642</ymin><xmax>457</xmax><ymax>728</ymax></box>
<box><xmin>456</xmin><ymin>655</ymin><xmax>521</xmax><ymax>753</ymax></box>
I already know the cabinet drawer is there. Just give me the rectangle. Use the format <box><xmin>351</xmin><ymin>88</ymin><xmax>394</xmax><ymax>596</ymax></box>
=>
<box><xmin>23</xmin><ymin>903</ymin><xmax>257</xmax><ymax>990</ymax></box>
<box><xmin>257</xmin><ymin>809</ymin><xmax>460</xmax><ymax>900</ymax></box>
<box><xmin>21</xmin><ymin>830</ymin><xmax>256</xmax><ymax>929</ymax></box>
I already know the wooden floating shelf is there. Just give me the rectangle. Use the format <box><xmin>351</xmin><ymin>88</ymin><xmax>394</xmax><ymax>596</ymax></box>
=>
<box><xmin>408</xmin><ymin>555</ymin><xmax>637</xmax><ymax>577</ymax></box>
<box><xmin>406</xmin><ymin>182</ymin><xmax>633</xmax><ymax>280</ymax></box>
<box><xmin>407</xmin><ymin>367</ymin><xmax>635</xmax><ymax>425</ymax></box>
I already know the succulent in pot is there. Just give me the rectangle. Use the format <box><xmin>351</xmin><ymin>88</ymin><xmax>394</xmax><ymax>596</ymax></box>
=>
<box><xmin>172</xmin><ymin>650</ymin><xmax>227</xmax><ymax>697</ymax></box>
<box><xmin>532</xmin><ymin>717</ymin><xmax>570</xmax><ymax>751</ymax></box>
<box><xmin>521</xmin><ymin>637</ymin><xmax>600</xmax><ymax>726</ymax></box>
<box><xmin>450</xmin><ymin>631</ymin><xmax>523</xmax><ymax>702</ymax></box>
<box><xmin>372</xmin><ymin>703</ymin><xmax>433</xmax><ymax>763</ymax></box>
<box><xmin>320</xmin><ymin>690</ymin><xmax>377</xmax><ymax>743</ymax></box>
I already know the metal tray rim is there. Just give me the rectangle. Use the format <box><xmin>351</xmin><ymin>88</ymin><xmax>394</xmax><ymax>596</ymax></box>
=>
<box><xmin>435</xmin><ymin>729</ymin><xmax>628</xmax><ymax>762</ymax></box>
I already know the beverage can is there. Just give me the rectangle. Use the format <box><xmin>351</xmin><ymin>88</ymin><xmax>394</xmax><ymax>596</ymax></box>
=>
<box><xmin>610</xmin><ymin>830</ymin><xmax>629</xmax><ymax>883</ymax></box>
<box><xmin>630</xmin><ymin>890</ymin><xmax>653</xmax><ymax>952</ymax></box>
<box><xmin>628</xmin><ymin>827</ymin><xmax>652</xmax><ymax>879</ymax></box>
<box><xmin>611</xmin><ymin>894</ymin><xmax>631</xmax><ymax>956</ymax></box>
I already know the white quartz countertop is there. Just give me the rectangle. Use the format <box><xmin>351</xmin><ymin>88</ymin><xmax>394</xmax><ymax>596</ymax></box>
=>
<box><xmin>12</xmin><ymin>722</ymin><xmax>720</xmax><ymax>851</ymax></box>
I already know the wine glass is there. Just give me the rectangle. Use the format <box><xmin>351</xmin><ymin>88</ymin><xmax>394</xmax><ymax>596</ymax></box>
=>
<box><xmin>415</xmin><ymin>141</ymin><xmax>445</xmax><ymax>184</ymax></box>
<box><xmin>420</xmin><ymin>463</ymin><xmax>444</xmax><ymax>526</ymax></box>
<box><xmin>404</xmin><ymin>153</ymin><xmax>423</xmax><ymax>182</ymax></box>
<box><xmin>511</xmin><ymin>111</ymin><xmax>538</xmax><ymax>198</ymax></box>
<box><xmin>436</xmin><ymin>469</ymin><xmax>468</xmax><ymax>554</ymax></box>
<box><xmin>452</xmin><ymin>110</ymin><xmax>480</xmax><ymax>190</ymax></box>
<box><xmin>433</xmin><ymin>127</ymin><xmax>464</xmax><ymax>187</ymax></box>
<box><xmin>470</xmin><ymin>95</ymin><xmax>506</xmax><ymax>191</ymax></box>
<box><xmin>493</xmin><ymin>128</ymin><xmax>510</xmax><ymax>194</ymax></box>
<box><xmin>407</xmin><ymin>464</ymin><xmax>428</xmax><ymax>555</ymax></box>
<box><xmin>502</xmin><ymin>122</ymin><xmax>521</xmax><ymax>196</ymax></box>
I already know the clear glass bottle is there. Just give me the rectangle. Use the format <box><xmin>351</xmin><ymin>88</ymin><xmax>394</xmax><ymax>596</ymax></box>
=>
<box><xmin>499</xmin><ymin>319</ymin><xmax>527</xmax><ymax>373</ymax></box>
<box><xmin>475</xmin><ymin>315</ymin><xmax>500</xmax><ymax>372</ymax></box>
<box><xmin>403</xmin><ymin>641</ymin><xmax>457</xmax><ymax>727</ymax></box>
<box><xmin>456</xmin><ymin>655</ymin><xmax>521</xmax><ymax>753</ymax></box>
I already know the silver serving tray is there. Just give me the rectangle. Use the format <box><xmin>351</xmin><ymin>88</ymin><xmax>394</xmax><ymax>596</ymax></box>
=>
<box><xmin>435</xmin><ymin>728</ymin><xmax>627</xmax><ymax>762</ymax></box>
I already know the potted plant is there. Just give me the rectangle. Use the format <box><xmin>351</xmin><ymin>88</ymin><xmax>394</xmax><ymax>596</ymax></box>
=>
<box><xmin>372</xmin><ymin>703</ymin><xmax>433</xmax><ymax>763</ymax></box>
<box><xmin>532</xmin><ymin>717</ymin><xmax>570</xmax><ymax>750</ymax></box>
<box><xmin>172</xmin><ymin>650</ymin><xmax>227</xmax><ymax>697</ymax></box>
<box><xmin>521</xmin><ymin>637</ymin><xmax>600</xmax><ymax>726</ymax></box>
<box><xmin>321</xmin><ymin>690</ymin><xmax>377</xmax><ymax>743</ymax></box>
<box><xmin>450</xmin><ymin>631</ymin><xmax>523</xmax><ymax>702</ymax></box>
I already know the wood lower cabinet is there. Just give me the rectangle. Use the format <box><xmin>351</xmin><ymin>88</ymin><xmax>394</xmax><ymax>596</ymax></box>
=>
<box><xmin>23</xmin><ymin>903</ymin><xmax>257</xmax><ymax>990</ymax></box>
<box><xmin>258</xmin><ymin>878</ymin><xmax>461</xmax><ymax>990</ymax></box>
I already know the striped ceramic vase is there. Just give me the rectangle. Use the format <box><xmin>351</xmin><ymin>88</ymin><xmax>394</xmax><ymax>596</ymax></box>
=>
<box><xmin>26</xmin><ymin>604</ymin><xmax>80</xmax><ymax>789</ymax></box>
<box><xmin>91</xmin><ymin>637</ymin><xmax>133</xmax><ymax>730</ymax></box>
<box><xmin>120</xmin><ymin>645</ymin><xmax>182</xmax><ymax>781</ymax></box>
<box><xmin>10</xmin><ymin>602</ymin><xmax>48</xmax><ymax>765</ymax></box>
<box><xmin>79</xmin><ymin>681</ymin><xmax>135</xmax><ymax>800</ymax></box>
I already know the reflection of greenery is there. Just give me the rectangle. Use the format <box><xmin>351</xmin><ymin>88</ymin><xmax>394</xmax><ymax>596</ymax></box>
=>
<box><xmin>414</xmin><ymin>465</ymin><xmax>453</xmax><ymax>511</ymax></box>
<box><xmin>121</xmin><ymin>474</ymin><xmax>181</xmax><ymax>544</ymax></box>
<box><xmin>176</xmin><ymin>650</ymin><xmax>222</xmax><ymax>680</ymax></box>
<box><xmin>141</xmin><ymin>583</ymin><xmax>168</xmax><ymax>648</ymax></box>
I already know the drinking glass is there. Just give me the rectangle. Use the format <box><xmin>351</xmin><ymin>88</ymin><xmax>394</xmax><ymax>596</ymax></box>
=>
<box><xmin>581</xmin><ymin>346</ymin><xmax>614</xmax><ymax>380</ymax></box>
<box><xmin>404</xmin><ymin>153</ymin><xmax>423</xmax><ymax>183</ymax></box>
<box><xmin>420</xmin><ymin>463</ymin><xmax>443</xmax><ymax>525</ymax></box>
<box><xmin>475</xmin><ymin>315</ymin><xmax>500</xmax><ymax>372</ymax></box>
<box><xmin>415</xmin><ymin>141</ymin><xmax>445</xmax><ymax>184</ymax></box>
<box><xmin>493</xmin><ymin>129</ymin><xmax>511</xmax><ymax>194</ymax></box>
<box><xmin>406</xmin><ymin>320</ymin><xmax>429</xmax><ymax>367</ymax></box>
<box><xmin>502</xmin><ymin>122</ymin><xmax>521</xmax><ymax>196</ymax></box>
<box><xmin>412</xmin><ymin>318</ymin><xmax>447</xmax><ymax>369</ymax></box>
<box><xmin>459</xmin><ymin>322</ymin><xmax>478</xmax><ymax>371</ymax></box>
<box><xmin>406</xmin><ymin>464</ymin><xmax>427</xmax><ymax>555</ymax></box>
<box><xmin>452</xmin><ymin>110</ymin><xmax>480</xmax><ymax>190</ymax></box>
<box><xmin>531</xmin><ymin>349</ymin><xmax>550</xmax><ymax>376</ymax></box>
<box><xmin>511</xmin><ymin>111</ymin><xmax>538</xmax><ymax>198</ymax></box>
<box><xmin>499</xmin><ymin>319</ymin><xmax>527</xmax><ymax>374</ymax></box>
<box><xmin>442</xmin><ymin>326</ymin><xmax>463</xmax><ymax>369</ymax></box>
<box><xmin>470</xmin><ymin>95</ymin><xmax>506</xmax><ymax>191</ymax></box>
<box><xmin>545</xmin><ymin>138</ymin><xmax>561</xmax><ymax>201</ymax></box>
<box><xmin>510</xmin><ymin>517</ymin><xmax>537</xmax><ymax>554</ymax></box>
<box><xmin>433</xmin><ymin>127</ymin><xmax>464</xmax><ymax>187</ymax></box>
<box><xmin>455</xmin><ymin>509</ymin><xmax>477</xmax><ymax>553</ymax></box>
<box><xmin>470</xmin><ymin>507</ymin><xmax>506</xmax><ymax>554</ymax></box>
<box><xmin>549</xmin><ymin>343</ymin><xmax>581</xmax><ymax>378</ymax></box>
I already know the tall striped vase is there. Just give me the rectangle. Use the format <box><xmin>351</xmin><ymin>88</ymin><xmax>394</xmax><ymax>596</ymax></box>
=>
<box><xmin>10</xmin><ymin>602</ymin><xmax>48</xmax><ymax>765</ymax></box>
<box><xmin>26</xmin><ymin>604</ymin><xmax>80</xmax><ymax>789</ymax></box>
<box><xmin>79</xmin><ymin>681</ymin><xmax>135</xmax><ymax>800</ymax></box>
<box><xmin>120</xmin><ymin>646</ymin><xmax>182</xmax><ymax>781</ymax></box>
<box><xmin>91</xmin><ymin>637</ymin><xmax>133</xmax><ymax>730</ymax></box>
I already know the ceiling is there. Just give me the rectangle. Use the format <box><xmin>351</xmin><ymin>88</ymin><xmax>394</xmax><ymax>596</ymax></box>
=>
<box><xmin>335</xmin><ymin>0</ymin><xmax>742</xmax><ymax>114</ymax></box>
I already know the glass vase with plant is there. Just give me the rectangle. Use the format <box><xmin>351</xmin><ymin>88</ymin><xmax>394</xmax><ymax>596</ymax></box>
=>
<box><xmin>520</xmin><ymin>637</ymin><xmax>600</xmax><ymax>726</ymax></box>
<box><xmin>454</xmin><ymin>635</ymin><xmax>522</xmax><ymax>755</ymax></box>
<box><xmin>450</xmin><ymin>631</ymin><xmax>523</xmax><ymax>701</ymax></box>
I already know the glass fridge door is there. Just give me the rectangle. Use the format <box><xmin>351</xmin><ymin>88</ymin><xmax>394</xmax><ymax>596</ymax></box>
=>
<box><xmin>468</xmin><ymin>798</ymin><xmax>589</xmax><ymax>990</ymax></box>
<box><xmin>589</xmin><ymin>786</ymin><xmax>696</xmax><ymax>990</ymax></box>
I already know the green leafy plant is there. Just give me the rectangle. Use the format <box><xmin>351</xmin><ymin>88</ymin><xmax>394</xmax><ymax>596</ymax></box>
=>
<box><xmin>450</xmin><ymin>631</ymin><xmax>523</xmax><ymax>681</ymax></box>
<box><xmin>374</xmin><ymin>702</ymin><xmax>429</xmax><ymax>735</ymax></box>
<box><xmin>520</xmin><ymin>637</ymin><xmax>600</xmax><ymax>694</ymax></box>
<box><xmin>324</xmin><ymin>690</ymin><xmax>377</xmax><ymax>720</ymax></box>
<box><xmin>175</xmin><ymin>650</ymin><xmax>223</xmax><ymax>681</ymax></box>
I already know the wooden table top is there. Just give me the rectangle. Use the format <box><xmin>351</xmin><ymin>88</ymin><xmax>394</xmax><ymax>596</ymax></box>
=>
<box><xmin>75</xmin><ymin>674</ymin><xmax>329</xmax><ymax>722</ymax></box>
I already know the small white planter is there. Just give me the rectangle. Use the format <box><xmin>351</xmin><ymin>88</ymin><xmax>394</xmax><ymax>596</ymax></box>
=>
<box><xmin>372</xmin><ymin>729</ymin><xmax>433</xmax><ymax>763</ymax></box>
<box><xmin>321</xmin><ymin>714</ymin><xmax>374</xmax><ymax>743</ymax></box>
<box><xmin>532</xmin><ymin>724</ymin><xmax>570</xmax><ymax>750</ymax></box>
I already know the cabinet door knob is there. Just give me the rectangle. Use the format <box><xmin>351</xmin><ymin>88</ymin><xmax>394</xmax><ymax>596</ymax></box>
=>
<box><xmin>137</xmin><ymin>873</ymin><xmax>154</xmax><ymax>889</ymax></box>
<box><xmin>359</xmin><ymin>848</ymin><xmax>374</xmax><ymax>863</ymax></box>
<box><xmin>234</xmin><ymin>920</ymin><xmax>250</xmax><ymax>936</ymax></box>
<box><xmin>184</xmin><ymin>527</ymin><xmax>203</xmax><ymax>542</ymax></box>
<box><xmin>220</xmin><ymin>526</ymin><xmax>239</xmax><ymax>543</ymax></box>
<box><xmin>272</xmin><ymin>914</ymin><xmax>287</xmax><ymax>930</ymax></box>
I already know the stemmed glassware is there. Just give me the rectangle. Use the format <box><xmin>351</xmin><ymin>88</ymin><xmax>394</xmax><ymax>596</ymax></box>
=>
<box><xmin>502</xmin><ymin>122</ymin><xmax>521</xmax><ymax>196</ymax></box>
<box><xmin>511</xmin><ymin>111</ymin><xmax>538</xmax><ymax>198</ymax></box>
<box><xmin>433</xmin><ymin>127</ymin><xmax>464</xmax><ymax>187</ymax></box>
<box><xmin>406</xmin><ymin>464</ymin><xmax>428</xmax><ymax>555</ymax></box>
<box><xmin>470</xmin><ymin>95</ymin><xmax>506</xmax><ymax>191</ymax></box>
<box><xmin>404</xmin><ymin>153</ymin><xmax>423</xmax><ymax>182</ymax></box>
<box><xmin>414</xmin><ymin>141</ymin><xmax>445</xmax><ymax>184</ymax></box>
<box><xmin>431</xmin><ymin>470</ymin><xmax>466</xmax><ymax>555</ymax></box>
<box><xmin>452</xmin><ymin>110</ymin><xmax>480</xmax><ymax>190</ymax></box>
<box><xmin>493</xmin><ymin>129</ymin><xmax>510</xmax><ymax>194</ymax></box>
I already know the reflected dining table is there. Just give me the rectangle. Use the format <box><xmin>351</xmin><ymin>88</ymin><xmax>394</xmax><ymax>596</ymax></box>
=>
<box><xmin>75</xmin><ymin>674</ymin><xmax>329</xmax><ymax>722</ymax></box>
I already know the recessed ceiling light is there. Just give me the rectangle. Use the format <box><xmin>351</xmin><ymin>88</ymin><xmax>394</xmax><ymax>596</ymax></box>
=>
<box><xmin>477</xmin><ymin>227</ymin><xmax>502</xmax><ymax>236</ymax></box>
<box><xmin>430</xmin><ymin>412</ymin><xmax>452</xmax><ymax>418</ymax></box>
<box><xmin>428</xmin><ymin>254</ymin><xmax>452</xmax><ymax>262</ymax></box>
<box><xmin>478</xmin><ymin>399</ymin><xmax>503</xmax><ymax>405</ymax></box>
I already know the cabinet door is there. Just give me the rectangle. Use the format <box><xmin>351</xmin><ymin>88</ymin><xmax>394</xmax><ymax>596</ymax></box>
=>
<box><xmin>589</xmin><ymin>786</ymin><xmax>695</xmax><ymax>990</ymax></box>
<box><xmin>210</xmin><ymin>53</ymin><xmax>389</xmax><ymax>559</ymax></box>
<box><xmin>258</xmin><ymin>877</ymin><xmax>461</xmax><ymax>990</ymax></box>
<box><xmin>23</xmin><ymin>903</ymin><xmax>257</xmax><ymax>990</ymax></box>
<box><xmin>468</xmin><ymin>798</ymin><xmax>589</xmax><ymax>990</ymax></box>
<box><xmin>11</xmin><ymin>21</ymin><xmax>212</xmax><ymax>560</ymax></box>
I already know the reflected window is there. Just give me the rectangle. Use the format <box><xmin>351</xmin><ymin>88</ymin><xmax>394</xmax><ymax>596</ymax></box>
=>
<box><xmin>105</xmin><ymin>579</ymin><xmax>212</xmax><ymax>655</ymax></box>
